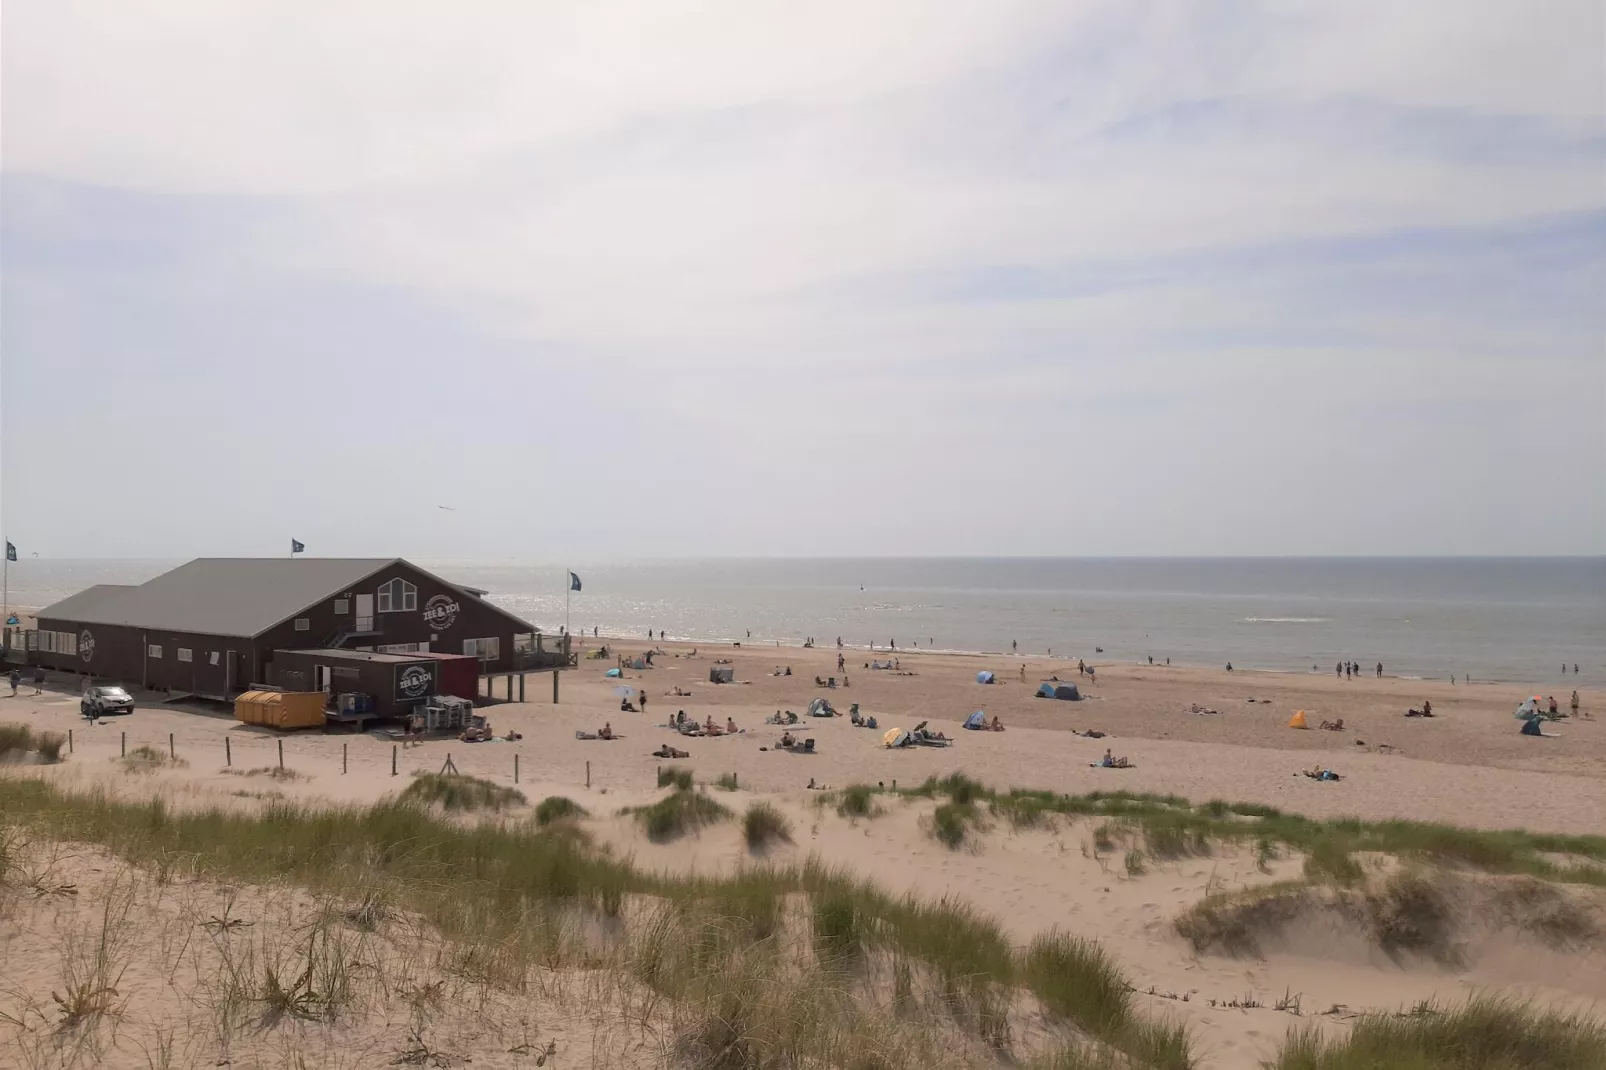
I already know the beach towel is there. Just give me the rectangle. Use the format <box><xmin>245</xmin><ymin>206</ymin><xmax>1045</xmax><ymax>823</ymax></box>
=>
<box><xmin>1287</xmin><ymin>710</ymin><xmax>1309</xmax><ymax>729</ymax></box>
<box><xmin>964</xmin><ymin>711</ymin><xmax>987</xmax><ymax>730</ymax></box>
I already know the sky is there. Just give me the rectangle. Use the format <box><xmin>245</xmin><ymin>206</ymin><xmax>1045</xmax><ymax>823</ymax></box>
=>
<box><xmin>2</xmin><ymin>0</ymin><xmax>1602</xmax><ymax>560</ymax></box>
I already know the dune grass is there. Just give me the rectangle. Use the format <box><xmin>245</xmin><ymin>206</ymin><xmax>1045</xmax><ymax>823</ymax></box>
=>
<box><xmin>119</xmin><ymin>744</ymin><xmax>186</xmax><ymax>772</ymax></box>
<box><xmin>0</xmin><ymin>723</ymin><xmax>66</xmax><ymax>764</ymax></box>
<box><xmin>534</xmin><ymin>795</ymin><xmax>588</xmax><ymax>826</ymax></box>
<box><xmin>0</xmin><ymin>776</ymin><xmax>1193</xmax><ymax>1066</ymax></box>
<box><xmin>887</xmin><ymin>778</ymin><xmax>1606</xmax><ymax>886</ymax></box>
<box><xmin>400</xmin><ymin>772</ymin><xmax>526</xmax><ymax>812</ymax></box>
<box><xmin>835</xmin><ymin>783</ymin><xmax>882</xmax><ymax>819</ymax></box>
<box><xmin>1269</xmin><ymin>996</ymin><xmax>1606</xmax><ymax>1070</ymax></box>
<box><xmin>635</xmin><ymin>789</ymin><xmax>731</xmax><ymax>843</ymax></box>
<box><xmin>657</xmin><ymin>765</ymin><xmax>694</xmax><ymax>791</ymax></box>
<box><xmin>713</xmin><ymin>772</ymin><xmax>740</xmax><ymax>791</ymax></box>
<box><xmin>742</xmin><ymin>802</ymin><xmax>793</xmax><ymax>852</ymax></box>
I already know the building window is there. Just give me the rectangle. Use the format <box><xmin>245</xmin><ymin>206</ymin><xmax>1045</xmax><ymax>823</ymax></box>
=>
<box><xmin>378</xmin><ymin>642</ymin><xmax>420</xmax><ymax>654</ymax></box>
<box><xmin>148</xmin><ymin>645</ymin><xmax>163</xmax><ymax>659</ymax></box>
<box><xmin>294</xmin><ymin>618</ymin><xmax>310</xmax><ymax>632</ymax></box>
<box><xmin>334</xmin><ymin>598</ymin><xmax>349</xmax><ymax>615</ymax></box>
<box><xmin>209</xmin><ymin>651</ymin><xmax>220</xmax><ymax>666</ymax></box>
<box><xmin>177</xmin><ymin>648</ymin><xmax>193</xmax><ymax>663</ymax></box>
<box><xmin>463</xmin><ymin>637</ymin><xmax>500</xmax><ymax>661</ymax></box>
<box><xmin>39</xmin><ymin>631</ymin><xmax>55</xmax><ymax>654</ymax></box>
<box><xmin>513</xmin><ymin>632</ymin><xmax>535</xmax><ymax>653</ymax></box>
<box><xmin>377</xmin><ymin>578</ymin><xmax>417</xmax><ymax>613</ymax></box>
<box><xmin>61</xmin><ymin>632</ymin><xmax>77</xmax><ymax>656</ymax></box>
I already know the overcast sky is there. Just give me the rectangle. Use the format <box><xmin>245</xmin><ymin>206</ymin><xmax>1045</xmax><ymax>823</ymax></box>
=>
<box><xmin>2</xmin><ymin>1</ymin><xmax>1602</xmax><ymax>560</ymax></box>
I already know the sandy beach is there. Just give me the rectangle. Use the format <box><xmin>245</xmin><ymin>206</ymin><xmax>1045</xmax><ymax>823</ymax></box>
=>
<box><xmin>3</xmin><ymin>638</ymin><xmax>1604</xmax><ymax>1068</ymax></box>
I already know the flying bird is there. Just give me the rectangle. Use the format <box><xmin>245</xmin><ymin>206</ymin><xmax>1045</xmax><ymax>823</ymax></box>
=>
<box><xmin>437</xmin><ymin>505</ymin><xmax>456</xmax><ymax>511</ymax></box>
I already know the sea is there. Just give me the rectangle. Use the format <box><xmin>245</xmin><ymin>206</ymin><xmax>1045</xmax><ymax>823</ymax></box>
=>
<box><xmin>5</xmin><ymin>557</ymin><xmax>1602</xmax><ymax>686</ymax></box>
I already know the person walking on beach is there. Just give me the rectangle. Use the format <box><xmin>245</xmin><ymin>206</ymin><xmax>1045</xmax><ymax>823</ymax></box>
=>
<box><xmin>1012</xmin><ymin>640</ymin><xmax>1017</xmax><ymax>653</ymax></box>
<box><xmin>7</xmin><ymin>669</ymin><xmax>17</xmax><ymax>697</ymax></box>
<box><xmin>1148</xmin><ymin>656</ymin><xmax>1153</xmax><ymax>666</ymax></box>
<box><xmin>32</xmin><ymin>667</ymin><xmax>44</xmax><ymax>695</ymax></box>
<box><xmin>1335</xmin><ymin>662</ymin><xmax>1342</xmax><ymax>678</ymax></box>
<box><xmin>837</xmin><ymin>653</ymin><xmax>845</xmax><ymax>672</ymax></box>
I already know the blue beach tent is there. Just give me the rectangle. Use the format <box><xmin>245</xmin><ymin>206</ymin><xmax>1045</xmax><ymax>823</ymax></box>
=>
<box><xmin>604</xmin><ymin>668</ymin><xmax>622</xmax><ymax>678</ymax></box>
<box><xmin>964</xmin><ymin>711</ymin><xmax>987</xmax><ymax>730</ymax></box>
<box><xmin>977</xmin><ymin>671</ymin><xmax>995</xmax><ymax>684</ymax></box>
<box><xmin>1038</xmin><ymin>682</ymin><xmax>1081</xmax><ymax>701</ymax></box>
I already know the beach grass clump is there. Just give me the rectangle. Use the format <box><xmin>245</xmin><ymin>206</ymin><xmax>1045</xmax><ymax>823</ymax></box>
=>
<box><xmin>931</xmin><ymin>802</ymin><xmax>974</xmax><ymax>849</ymax></box>
<box><xmin>1366</xmin><ymin>872</ymin><xmax>1456</xmax><ymax>961</ymax></box>
<box><xmin>119</xmin><ymin>744</ymin><xmax>186</xmax><ymax>773</ymax></box>
<box><xmin>1268</xmin><ymin>996</ymin><xmax>1606</xmax><ymax>1070</ymax></box>
<box><xmin>1024</xmin><ymin>931</ymin><xmax>1132</xmax><ymax>1038</ymax></box>
<box><xmin>1174</xmin><ymin>881</ymin><xmax>1314</xmax><ymax>957</ymax></box>
<box><xmin>742</xmin><ymin>802</ymin><xmax>793</xmax><ymax>852</ymax></box>
<box><xmin>713</xmin><ymin>772</ymin><xmax>739</xmax><ymax>792</ymax></box>
<box><xmin>637</xmin><ymin>790</ymin><xmax>731</xmax><ymax>843</ymax></box>
<box><xmin>534</xmin><ymin>795</ymin><xmax>588</xmax><ymax>826</ymax></box>
<box><xmin>658</xmin><ymin>765</ymin><xmax>695</xmax><ymax>791</ymax></box>
<box><xmin>835</xmin><ymin>784</ymin><xmax>881</xmax><ymax>819</ymax></box>
<box><xmin>1303</xmin><ymin>838</ymin><xmax>1364</xmax><ymax>885</ymax></box>
<box><xmin>0</xmin><ymin>724</ymin><xmax>67</xmax><ymax>764</ymax></box>
<box><xmin>400</xmin><ymin>772</ymin><xmax>525</xmax><ymax>812</ymax></box>
<box><xmin>810</xmin><ymin>889</ymin><xmax>864</xmax><ymax>964</ymax></box>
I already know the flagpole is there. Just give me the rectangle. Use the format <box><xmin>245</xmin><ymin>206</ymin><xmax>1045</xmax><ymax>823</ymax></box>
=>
<box><xmin>565</xmin><ymin>566</ymin><xmax>571</xmax><ymax>639</ymax></box>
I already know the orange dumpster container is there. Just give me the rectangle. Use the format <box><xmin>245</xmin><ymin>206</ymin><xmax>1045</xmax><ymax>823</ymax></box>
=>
<box><xmin>234</xmin><ymin>690</ymin><xmax>326</xmax><ymax>730</ymax></box>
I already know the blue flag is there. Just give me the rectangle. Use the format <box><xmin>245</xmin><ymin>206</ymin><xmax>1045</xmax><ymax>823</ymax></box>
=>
<box><xmin>291</xmin><ymin>539</ymin><xmax>305</xmax><ymax>554</ymax></box>
<box><xmin>569</xmin><ymin>571</ymin><xmax>582</xmax><ymax>592</ymax></box>
<box><xmin>4</xmin><ymin>541</ymin><xmax>15</xmax><ymax>562</ymax></box>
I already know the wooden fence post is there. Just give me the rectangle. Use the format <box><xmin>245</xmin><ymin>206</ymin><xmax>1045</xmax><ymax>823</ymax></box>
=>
<box><xmin>121</xmin><ymin>732</ymin><xmax>126</xmax><ymax>758</ymax></box>
<box><xmin>225</xmin><ymin>736</ymin><xmax>232</xmax><ymax>767</ymax></box>
<box><xmin>343</xmin><ymin>743</ymin><xmax>348</xmax><ymax>775</ymax></box>
<box><xmin>277</xmin><ymin>738</ymin><xmax>284</xmax><ymax>769</ymax></box>
<box><xmin>514</xmin><ymin>753</ymin><xmax>519</xmax><ymax>784</ymax></box>
<box><xmin>586</xmin><ymin>760</ymin><xmax>591</xmax><ymax>788</ymax></box>
<box><xmin>392</xmin><ymin>744</ymin><xmax>398</xmax><ymax>777</ymax></box>
<box><xmin>169</xmin><ymin>733</ymin><xmax>175</xmax><ymax>761</ymax></box>
<box><xmin>68</xmin><ymin>729</ymin><xmax>73</xmax><ymax>755</ymax></box>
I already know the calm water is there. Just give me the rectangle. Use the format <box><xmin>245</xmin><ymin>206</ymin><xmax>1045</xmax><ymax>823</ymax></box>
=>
<box><xmin>8</xmin><ymin>557</ymin><xmax>1602</xmax><ymax>686</ymax></box>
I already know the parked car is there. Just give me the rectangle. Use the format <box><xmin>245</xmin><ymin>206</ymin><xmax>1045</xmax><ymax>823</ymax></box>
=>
<box><xmin>81</xmin><ymin>685</ymin><xmax>135</xmax><ymax>717</ymax></box>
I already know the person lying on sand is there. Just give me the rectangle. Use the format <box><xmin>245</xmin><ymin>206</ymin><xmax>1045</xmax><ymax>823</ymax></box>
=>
<box><xmin>669</xmin><ymin>686</ymin><xmax>691</xmax><ymax>697</ymax></box>
<box><xmin>806</xmin><ymin>778</ymin><xmax>831</xmax><ymax>790</ymax></box>
<box><xmin>1318</xmin><ymin>718</ymin><xmax>1346</xmax><ymax>731</ymax></box>
<box><xmin>1301</xmin><ymin>767</ymin><xmax>1342</xmax><ymax>781</ymax></box>
<box><xmin>1074</xmin><ymin>729</ymin><xmax>1106</xmax><ymax>739</ymax></box>
<box><xmin>1188</xmin><ymin>704</ymin><xmax>1220</xmax><ymax>715</ymax></box>
<box><xmin>653</xmin><ymin>744</ymin><xmax>689</xmax><ymax>759</ymax></box>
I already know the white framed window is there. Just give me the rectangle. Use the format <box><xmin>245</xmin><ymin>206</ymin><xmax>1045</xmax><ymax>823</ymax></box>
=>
<box><xmin>294</xmin><ymin>618</ymin><xmax>310</xmax><ymax>632</ymax></box>
<box><xmin>209</xmin><ymin>651</ymin><xmax>220</xmax><ymax>666</ymax></box>
<box><xmin>177</xmin><ymin>648</ymin><xmax>193</xmax><ymax>663</ymax></box>
<box><xmin>463</xmin><ymin>637</ymin><xmax>500</xmax><ymax>661</ymax></box>
<box><xmin>334</xmin><ymin>598</ymin><xmax>349</xmax><ymax>615</ymax></box>
<box><xmin>61</xmin><ymin>632</ymin><xmax>76</xmax><ymax>656</ymax></box>
<box><xmin>40</xmin><ymin>631</ymin><xmax>55</xmax><ymax>654</ymax></box>
<box><xmin>378</xmin><ymin>642</ymin><xmax>420</xmax><ymax>654</ymax></box>
<box><xmin>377</xmin><ymin>578</ymin><xmax>417</xmax><ymax>613</ymax></box>
<box><xmin>148</xmin><ymin>644</ymin><xmax>163</xmax><ymax>659</ymax></box>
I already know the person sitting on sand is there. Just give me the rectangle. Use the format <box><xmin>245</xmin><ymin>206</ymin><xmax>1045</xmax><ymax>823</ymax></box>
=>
<box><xmin>989</xmin><ymin>715</ymin><xmax>1004</xmax><ymax>731</ymax></box>
<box><xmin>653</xmin><ymin>744</ymin><xmax>687</xmax><ymax>759</ymax></box>
<box><xmin>620</xmin><ymin>698</ymin><xmax>637</xmax><ymax>712</ymax></box>
<box><xmin>726</xmin><ymin>717</ymin><xmax>738</xmax><ymax>734</ymax></box>
<box><xmin>780</xmin><ymin>731</ymin><xmax>796</xmax><ymax>749</ymax></box>
<box><xmin>598</xmin><ymin>723</ymin><xmax>615</xmax><ymax>740</ymax></box>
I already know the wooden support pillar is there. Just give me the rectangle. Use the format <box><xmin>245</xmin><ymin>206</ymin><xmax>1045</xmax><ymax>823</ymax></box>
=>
<box><xmin>518</xmin><ymin>673</ymin><xmax>525</xmax><ymax>702</ymax></box>
<box><xmin>552</xmin><ymin>670</ymin><xmax>559</xmax><ymax>704</ymax></box>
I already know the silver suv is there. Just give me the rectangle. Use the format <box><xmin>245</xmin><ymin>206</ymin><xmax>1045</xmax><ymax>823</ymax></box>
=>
<box><xmin>81</xmin><ymin>685</ymin><xmax>135</xmax><ymax>717</ymax></box>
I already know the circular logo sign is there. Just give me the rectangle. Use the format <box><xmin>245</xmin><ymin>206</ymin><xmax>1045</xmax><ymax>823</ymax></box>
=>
<box><xmin>79</xmin><ymin>630</ymin><xmax>96</xmax><ymax>663</ymax></box>
<box><xmin>422</xmin><ymin>594</ymin><xmax>460</xmax><ymax>630</ymax></box>
<box><xmin>398</xmin><ymin>665</ymin><xmax>432</xmax><ymax>698</ymax></box>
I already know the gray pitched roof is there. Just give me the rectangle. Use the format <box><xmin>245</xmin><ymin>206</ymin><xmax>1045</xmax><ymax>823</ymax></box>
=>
<box><xmin>39</xmin><ymin>558</ymin><xmax>396</xmax><ymax>638</ymax></box>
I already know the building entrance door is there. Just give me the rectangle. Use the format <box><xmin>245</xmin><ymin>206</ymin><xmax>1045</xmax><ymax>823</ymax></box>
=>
<box><xmin>355</xmin><ymin>594</ymin><xmax>374</xmax><ymax>632</ymax></box>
